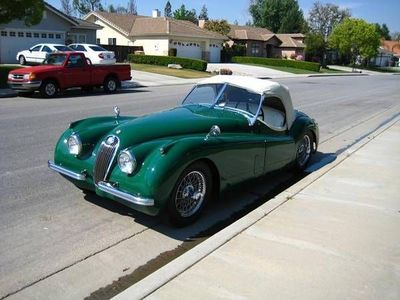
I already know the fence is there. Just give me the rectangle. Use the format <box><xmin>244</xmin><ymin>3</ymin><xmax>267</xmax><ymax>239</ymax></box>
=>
<box><xmin>100</xmin><ymin>45</ymin><xmax>144</xmax><ymax>62</ymax></box>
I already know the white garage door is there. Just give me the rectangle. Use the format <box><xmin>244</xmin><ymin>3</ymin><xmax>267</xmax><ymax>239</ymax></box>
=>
<box><xmin>174</xmin><ymin>41</ymin><xmax>202</xmax><ymax>60</ymax></box>
<box><xmin>0</xmin><ymin>30</ymin><xmax>65</xmax><ymax>64</ymax></box>
<box><xmin>209</xmin><ymin>43</ymin><xmax>221</xmax><ymax>63</ymax></box>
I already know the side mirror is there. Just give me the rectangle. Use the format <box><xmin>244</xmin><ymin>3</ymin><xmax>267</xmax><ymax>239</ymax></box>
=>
<box><xmin>205</xmin><ymin>125</ymin><xmax>221</xmax><ymax>141</ymax></box>
<box><xmin>29</xmin><ymin>49</ymin><xmax>32</xmax><ymax>52</ymax></box>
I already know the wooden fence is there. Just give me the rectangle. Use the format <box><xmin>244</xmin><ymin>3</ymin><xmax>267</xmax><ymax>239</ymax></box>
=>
<box><xmin>100</xmin><ymin>45</ymin><xmax>144</xmax><ymax>62</ymax></box>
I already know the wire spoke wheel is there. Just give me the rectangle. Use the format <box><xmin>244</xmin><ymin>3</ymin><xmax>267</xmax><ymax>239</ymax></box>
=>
<box><xmin>175</xmin><ymin>171</ymin><xmax>206</xmax><ymax>218</ymax></box>
<box><xmin>297</xmin><ymin>134</ymin><xmax>311</xmax><ymax>168</ymax></box>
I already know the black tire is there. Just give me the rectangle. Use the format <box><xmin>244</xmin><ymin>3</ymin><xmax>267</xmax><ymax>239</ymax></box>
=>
<box><xmin>103</xmin><ymin>76</ymin><xmax>118</xmax><ymax>93</ymax></box>
<box><xmin>294</xmin><ymin>130</ymin><xmax>314</xmax><ymax>171</ymax></box>
<box><xmin>40</xmin><ymin>80</ymin><xmax>58</xmax><ymax>98</ymax></box>
<box><xmin>19</xmin><ymin>55</ymin><xmax>26</xmax><ymax>65</ymax></box>
<box><xmin>167</xmin><ymin>162</ymin><xmax>212</xmax><ymax>227</ymax></box>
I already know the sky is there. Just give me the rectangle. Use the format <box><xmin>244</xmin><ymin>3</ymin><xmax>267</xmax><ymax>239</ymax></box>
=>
<box><xmin>48</xmin><ymin>0</ymin><xmax>400</xmax><ymax>33</ymax></box>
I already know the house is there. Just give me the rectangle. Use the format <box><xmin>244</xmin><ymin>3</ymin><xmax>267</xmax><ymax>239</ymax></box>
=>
<box><xmin>84</xmin><ymin>10</ymin><xmax>227</xmax><ymax>63</ymax></box>
<box><xmin>225</xmin><ymin>25</ymin><xmax>305</xmax><ymax>59</ymax></box>
<box><xmin>375</xmin><ymin>40</ymin><xmax>400</xmax><ymax>67</ymax></box>
<box><xmin>0</xmin><ymin>2</ymin><xmax>101</xmax><ymax>64</ymax></box>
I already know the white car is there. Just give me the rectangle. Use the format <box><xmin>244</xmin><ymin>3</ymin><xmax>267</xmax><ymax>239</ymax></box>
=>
<box><xmin>16</xmin><ymin>44</ymin><xmax>72</xmax><ymax>65</ymax></box>
<box><xmin>68</xmin><ymin>43</ymin><xmax>116</xmax><ymax>64</ymax></box>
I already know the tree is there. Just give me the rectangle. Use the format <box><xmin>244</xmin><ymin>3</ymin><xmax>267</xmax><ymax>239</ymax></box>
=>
<box><xmin>127</xmin><ymin>0</ymin><xmax>137</xmax><ymax>15</ymax></box>
<box><xmin>329</xmin><ymin>18</ymin><xmax>380</xmax><ymax>65</ymax></box>
<box><xmin>249</xmin><ymin>0</ymin><xmax>305</xmax><ymax>33</ymax></box>
<box><xmin>173</xmin><ymin>5</ymin><xmax>197</xmax><ymax>24</ymax></box>
<box><xmin>375</xmin><ymin>23</ymin><xmax>391</xmax><ymax>40</ymax></box>
<box><xmin>306</xmin><ymin>1</ymin><xmax>351</xmax><ymax>65</ymax></box>
<box><xmin>392</xmin><ymin>32</ymin><xmax>400</xmax><ymax>42</ymax></box>
<box><xmin>61</xmin><ymin>0</ymin><xmax>74</xmax><ymax>16</ymax></box>
<box><xmin>116</xmin><ymin>6</ymin><xmax>127</xmax><ymax>14</ymax></box>
<box><xmin>204</xmin><ymin>19</ymin><xmax>231</xmax><ymax>36</ymax></box>
<box><xmin>108</xmin><ymin>4</ymin><xmax>116</xmax><ymax>13</ymax></box>
<box><xmin>164</xmin><ymin>1</ymin><xmax>172</xmax><ymax>17</ymax></box>
<box><xmin>0</xmin><ymin>0</ymin><xmax>45</xmax><ymax>26</ymax></box>
<box><xmin>72</xmin><ymin>0</ymin><xmax>103</xmax><ymax>16</ymax></box>
<box><xmin>198</xmin><ymin>4</ymin><xmax>209</xmax><ymax>21</ymax></box>
<box><xmin>308</xmin><ymin>1</ymin><xmax>351</xmax><ymax>39</ymax></box>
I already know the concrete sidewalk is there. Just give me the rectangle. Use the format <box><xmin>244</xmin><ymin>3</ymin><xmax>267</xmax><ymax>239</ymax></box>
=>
<box><xmin>114</xmin><ymin>118</ymin><xmax>400</xmax><ymax>300</ymax></box>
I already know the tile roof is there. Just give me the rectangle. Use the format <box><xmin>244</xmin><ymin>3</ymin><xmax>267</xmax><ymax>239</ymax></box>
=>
<box><xmin>91</xmin><ymin>12</ymin><xmax>226</xmax><ymax>40</ymax></box>
<box><xmin>276</xmin><ymin>34</ymin><xmax>305</xmax><ymax>48</ymax></box>
<box><xmin>381</xmin><ymin>40</ymin><xmax>400</xmax><ymax>56</ymax></box>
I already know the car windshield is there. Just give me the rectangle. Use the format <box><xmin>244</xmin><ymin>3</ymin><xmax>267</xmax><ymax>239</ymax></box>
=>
<box><xmin>182</xmin><ymin>84</ymin><xmax>225</xmax><ymax>106</ymax></box>
<box><xmin>89</xmin><ymin>45</ymin><xmax>107</xmax><ymax>51</ymax></box>
<box><xmin>54</xmin><ymin>45</ymin><xmax>72</xmax><ymax>51</ymax></box>
<box><xmin>43</xmin><ymin>54</ymin><xmax>67</xmax><ymax>65</ymax></box>
<box><xmin>182</xmin><ymin>83</ymin><xmax>262</xmax><ymax>118</ymax></box>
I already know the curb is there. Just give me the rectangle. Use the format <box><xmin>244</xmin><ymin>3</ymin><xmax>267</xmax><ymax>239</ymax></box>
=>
<box><xmin>0</xmin><ymin>89</ymin><xmax>17</xmax><ymax>98</ymax></box>
<box><xmin>308</xmin><ymin>73</ymin><xmax>369</xmax><ymax>78</ymax></box>
<box><xmin>113</xmin><ymin>115</ymin><xmax>400</xmax><ymax>300</ymax></box>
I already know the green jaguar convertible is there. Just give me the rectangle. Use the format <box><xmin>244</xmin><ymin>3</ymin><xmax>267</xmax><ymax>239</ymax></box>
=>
<box><xmin>48</xmin><ymin>75</ymin><xmax>318</xmax><ymax>226</ymax></box>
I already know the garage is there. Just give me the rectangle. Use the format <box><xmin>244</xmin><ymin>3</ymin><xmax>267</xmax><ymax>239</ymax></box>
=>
<box><xmin>174</xmin><ymin>41</ymin><xmax>203</xmax><ymax>60</ymax></box>
<box><xmin>0</xmin><ymin>30</ymin><xmax>65</xmax><ymax>64</ymax></box>
<box><xmin>209</xmin><ymin>43</ymin><xmax>221</xmax><ymax>63</ymax></box>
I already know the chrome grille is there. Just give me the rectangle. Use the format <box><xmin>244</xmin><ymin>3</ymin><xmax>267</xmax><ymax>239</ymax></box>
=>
<box><xmin>93</xmin><ymin>136</ymin><xmax>119</xmax><ymax>184</ymax></box>
<box><xmin>12</xmin><ymin>74</ymin><xmax>24</xmax><ymax>80</ymax></box>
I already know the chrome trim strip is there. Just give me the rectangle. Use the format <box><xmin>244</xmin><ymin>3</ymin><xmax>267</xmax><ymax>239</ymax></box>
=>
<box><xmin>97</xmin><ymin>181</ymin><xmax>154</xmax><ymax>206</ymax></box>
<box><xmin>48</xmin><ymin>160</ymin><xmax>86</xmax><ymax>181</ymax></box>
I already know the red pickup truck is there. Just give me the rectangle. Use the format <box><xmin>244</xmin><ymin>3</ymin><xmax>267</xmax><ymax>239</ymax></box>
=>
<box><xmin>7</xmin><ymin>52</ymin><xmax>131</xmax><ymax>97</ymax></box>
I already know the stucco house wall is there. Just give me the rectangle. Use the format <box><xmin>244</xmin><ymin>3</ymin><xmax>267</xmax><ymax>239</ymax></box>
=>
<box><xmin>89</xmin><ymin>18</ymin><xmax>132</xmax><ymax>46</ymax></box>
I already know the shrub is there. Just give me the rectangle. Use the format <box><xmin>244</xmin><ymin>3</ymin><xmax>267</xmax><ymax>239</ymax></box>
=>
<box><xmin>128</xmin><ymin>54</ymin><xmax>207</xmax><ymax>71</ymax></box>
<box><xmin>219</xmin><ymin>68</ymin><xmax>233</xmax><ymax>75</ymax></box>
<box><xmin>0</xmin><ymin>65</ymin><xmax>20</xmax><ymax>88</ymax></box>
<box><xmin>232</xmin><ymin>56</ymin><xmax>321</xmax><ymax>72</ymax></box>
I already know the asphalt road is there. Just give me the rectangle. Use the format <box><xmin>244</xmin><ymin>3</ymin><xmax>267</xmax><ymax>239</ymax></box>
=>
<box><xmin>0</xmin><ymin>75</ymin><xmax>399</xmax><ymax>299</ymax></box>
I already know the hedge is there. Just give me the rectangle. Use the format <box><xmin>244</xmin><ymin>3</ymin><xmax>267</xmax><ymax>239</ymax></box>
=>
<box><xmin>128</xmin><ymin>54</ymin><xmax>207</xmax><ymax>71</ymax></box>
<box><xmin>0</xmin><ymin>66</ymin><xmax>20</xmax><ymax>88</ymax></box>
<box><xmin>232</xmin><ymin>56</ymin><xmax>321</xmax><ymax>72</ymax></box>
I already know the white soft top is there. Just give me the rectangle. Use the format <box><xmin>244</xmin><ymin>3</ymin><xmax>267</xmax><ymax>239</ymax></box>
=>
<box><xmin>198</xmin><ymin>75</ymin><xmax>295</xmax><ymax>129</ymax></box>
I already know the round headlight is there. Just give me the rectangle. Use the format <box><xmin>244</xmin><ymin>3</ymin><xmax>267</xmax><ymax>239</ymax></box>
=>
<box><xmin>118</xmin><ymin>150</ymin><xmax>136</xmax><ymax>174</ymax></box>
<box><xmin>67</xmin><ymin>134</ymin><xmax>82</xmax><ymax>155</ymax></box>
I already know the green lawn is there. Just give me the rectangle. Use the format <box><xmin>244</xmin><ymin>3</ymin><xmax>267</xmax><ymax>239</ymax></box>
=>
<box><xmin>131</xmin><ymin>64</ymin><xmax>211</xmax><ymax>78</ymax></box>
<box><xmin>246</xmin><ymin>63</ymin><xmax>347</xmax><ymax>74</ymax></box>
<box><xmin>0</xmin><ymin>65</ymin><xmax>21</xmax><ymax>88</ymax></box>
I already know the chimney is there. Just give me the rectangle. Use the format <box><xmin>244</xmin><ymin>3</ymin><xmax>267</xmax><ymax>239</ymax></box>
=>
<box><xmin>152</xmin><ymin>9</ymin><xmax>161</xmax><ymax>18</ymax></box>
<box><xmin>198</xmin><ymin>19</ymin><xmax>206</xmax><ymax>28</ymax></box>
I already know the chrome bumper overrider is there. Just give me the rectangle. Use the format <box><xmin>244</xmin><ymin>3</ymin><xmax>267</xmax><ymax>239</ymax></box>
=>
<box><xmin>48</xmin><ymin>161</ymin><xmax>86</xmax><ymax>181</ymax></box>
<box><xmin>47</xmin><ymin>161</ymin><xmax>154</xmax><ymax>207</ymax></box>
<box><xmin>97</xmin><ymin>181</ymin><xmax>154</xmax><ymax>206</ymax></box>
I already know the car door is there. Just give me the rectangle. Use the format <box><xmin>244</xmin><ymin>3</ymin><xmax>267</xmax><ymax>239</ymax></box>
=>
<box><xmin>39</xmin><ymin>45</ymin><xmax>52</xmax><ymax>63</ymax></box>
<box><xmin>26</xmin><ymin>45</ymin><xmax>42</xmax><ymax>63</ymax></box>
<box><xmin>63</xmin><ymin>54</ymin><xmax>91</xmax><ymax>88</ymax></box>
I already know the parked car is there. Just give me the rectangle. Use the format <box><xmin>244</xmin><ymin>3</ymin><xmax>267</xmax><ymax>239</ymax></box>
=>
<box><xmin>16</xmin><ymin>43</ymin><xmax>72</xmax><ymax>65</ymax></box>
<box><xmin>48</xmin><ymin>76</ymin><xmax>319</xmax><ymax>226</ymax></box>
<box><xmin>7</xmin><ymin>52</ymin><xmax>131</xmax><ymax>97</ymax></box>
<box><xmin>68</xmin><ymin>43</ymin><xmax>116</xmax><ymax>64</ymax></box>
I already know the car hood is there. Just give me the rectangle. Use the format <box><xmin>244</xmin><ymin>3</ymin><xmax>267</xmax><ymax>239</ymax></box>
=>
<box><xmin>10</xmin><ymin>65</ymin><xmax>62</xmax><ymax>75</ymax></box>
<box><xmin>106</xmin><ymin>105</ymin><xmax>249</xmax><ymax>147</ymax></box>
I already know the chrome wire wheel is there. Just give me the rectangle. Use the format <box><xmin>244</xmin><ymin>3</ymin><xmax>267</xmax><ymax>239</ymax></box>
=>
<box><xmin>107</xmin><ymin>79</ymin><xmax>116</xmax><ymax>91</ymax></box>
<box><xmin>174</xmin><ymin>171</ymin><xmax>206</xmax><ymax>218</ymax></box>
<box><xmin>297</xmin><ymin>134</ymin><xmax>311</xmax><ymax>168</ymax></box>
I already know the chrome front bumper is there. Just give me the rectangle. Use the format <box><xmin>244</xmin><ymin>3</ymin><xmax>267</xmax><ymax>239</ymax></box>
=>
<box><xmin>8</xmin><ymin>80</ymin><xmax>42</xmax><ymax>91</ymax></box>
<box><xmin>48</xmin><ymin>161</ymin><xmax>154</xmax><ymax>206</ymax></box>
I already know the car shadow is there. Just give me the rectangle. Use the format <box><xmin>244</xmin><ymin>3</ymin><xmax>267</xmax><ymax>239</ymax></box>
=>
<box><xmin>306</xmin><ymin>151</ymin><xmax>337</xmax><ymax>172</ymax></box>
<box><xmin>17</xmin><ymin>87</ymin><xmax>150</xmax><ymax>99</ymax></box>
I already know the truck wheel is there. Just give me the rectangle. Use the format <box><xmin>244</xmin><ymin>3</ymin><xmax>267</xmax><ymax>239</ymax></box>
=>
<box><xmin>103</xmin><ymin>76</ymin><xmax>118</xmax><ymax>93</ymax></box>
<box><xmin>167</xmin><ymin>162</ymin><xmax>212</xmax><ymax>227</ymax></box>
<box><xmin>40</xmin><ymin>80</ymin><xmax>58</xmax><ymax>98</ymax></box>
<box><xmin>19</xmin><ymin>55</ymin><xmax>26</xmax><ymax>65</ymax></box>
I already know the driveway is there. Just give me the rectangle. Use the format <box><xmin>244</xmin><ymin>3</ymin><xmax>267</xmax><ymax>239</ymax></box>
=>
<box><xmin>207</xmin><ymin>63</ymin><xmax>293</xmax><ymax>78</ymax></box>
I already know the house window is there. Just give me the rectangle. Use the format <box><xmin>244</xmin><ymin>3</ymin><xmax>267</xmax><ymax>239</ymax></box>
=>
<box><xmin>96</xmin><ymin>38</ymin><xmax>100</xmax><ymax>44</ymax></box>
<box><xmin>41</xmin><ymin>33</ymin><xmax>47</xmax><ymax>38</ymax></box>
<box><xmin>251</xmin><ymin>43</ymin><xmax>260</xmax><ymax>55</ymax></box>
<box><xmin>18</xmin><ymin>32</ymin><xmax>24</xmax><ymax>37</ymax></box>
<box><xmin>56</xmin><ymin>33</ymin><xmax>61</xmax><ymax>39</ymax></box>
<box><xmin>49</xmin><ymin>33</ymin><xmax>54</xmax><ymax>38</ymax></box>
<box><xmin>26</xmin><ymin>32</ymin><xmax>32</xmax><ymax>37</ymax></box>
<box><xmin>108</xmin><ymin>38</ymin><xmax>116</xmax><ymax>45</ymax></box>
<box><xmin>34</xmin><ymin>33</ymin><xmax>39</xmax><ymax>38</ymax></box>
<box><xmin>1</xmin><ymin>31</ymin><xmax>7</xmax><ymax>36</ymax></box>
<box><xmin>10</xmin><ymin>31</ymin><xmax>16</xmax><ymax>37</ymax></box>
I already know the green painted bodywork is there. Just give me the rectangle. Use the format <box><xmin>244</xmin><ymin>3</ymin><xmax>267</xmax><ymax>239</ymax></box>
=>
<box><xmin>53</xmin><ymin>104</ymin><xmax>318</xmax><ymax>216</ymax></box>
